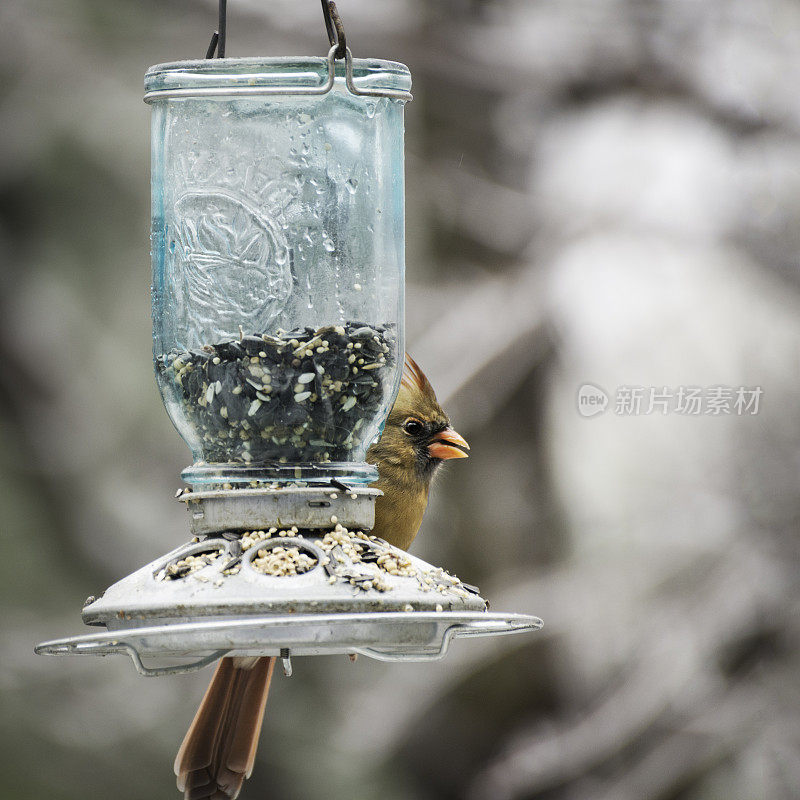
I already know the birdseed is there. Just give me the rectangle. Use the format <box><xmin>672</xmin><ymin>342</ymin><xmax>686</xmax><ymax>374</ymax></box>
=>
<box><xmin>163</xmin><ymin>549</ymin><xmax>223</xmax><ymax>579</ymax></box>
<box><xmin>158</xmin><ymin>322</ymin><xmax>394</xmax><ymax>463</ymax></box>
<box><xmin>157</xmin><ymin>524</ymin><xmax>480</xmax><ymax>603</ymax></box>
<box><xmin>251</xmin><ymin>546</ymin><xmax>317</xmax><ymax>576</ymax></box>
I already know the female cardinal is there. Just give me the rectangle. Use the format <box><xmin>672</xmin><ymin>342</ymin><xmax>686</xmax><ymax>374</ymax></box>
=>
<box><xmin>174</xmin><ymin>354</ymin><xmax>469</xmax><ymax>799</ymax></box>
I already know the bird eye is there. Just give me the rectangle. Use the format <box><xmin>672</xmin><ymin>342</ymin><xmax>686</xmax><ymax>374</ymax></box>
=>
<box><xmin>403</xmin><ymin>418</ymin><xmax>424</xmax><ymax>436</ymax></box>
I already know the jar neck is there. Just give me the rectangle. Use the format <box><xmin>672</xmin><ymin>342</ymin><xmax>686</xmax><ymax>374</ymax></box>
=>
<box><xmin>182</xmin><ymin>461</ymin><xmax>378</xmax><ymax>491</ymax></box>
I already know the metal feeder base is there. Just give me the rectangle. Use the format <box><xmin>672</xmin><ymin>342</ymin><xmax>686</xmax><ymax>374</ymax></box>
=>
<box><xmin>35</xmin><ymin>489</ymin><xmax>542</xmax><ymax>675</ymax></box>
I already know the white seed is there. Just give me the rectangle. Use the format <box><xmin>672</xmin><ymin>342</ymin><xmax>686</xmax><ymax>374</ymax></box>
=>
<box><xmin>297</xmin><ymin>372</ymin><xmax>315</xmax><ymax>384</ymax></box>
<box><xmin>248</xmin><ymin>399</ymin><xmax>262</xmax><ymax>416</ymax></box>
<box><xmin>294</xmin><ymin>391</ymin><xmax>311</xmax><ymax>402</ymax></box>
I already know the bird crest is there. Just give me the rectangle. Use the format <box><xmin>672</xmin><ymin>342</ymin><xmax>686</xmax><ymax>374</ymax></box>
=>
<box><xmin>401</xmin><ymin>353</ymin><xmax>435</xmax><ymax>397</ymax></box>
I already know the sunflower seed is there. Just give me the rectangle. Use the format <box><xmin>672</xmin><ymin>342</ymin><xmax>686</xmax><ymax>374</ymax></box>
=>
<box><xmin>160</xmin><ymin>322</ymin><xmax>395</xmax><ymax>465</ymax></box>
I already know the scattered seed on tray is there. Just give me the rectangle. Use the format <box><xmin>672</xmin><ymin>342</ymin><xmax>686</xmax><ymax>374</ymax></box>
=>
<box><xmin>158</xmin><ymin>523</ymin><xmax>481</xmax><ymax>602</ymax></box>
<box><xmin>163</xmin><ymin>549</ymin><xmax>223</xmax><ymax>580</ymax></box>
<box><xmin>157</xmin><ymin>322</ymin><xmax>395</xmax><ymax>463</ymax></box>
<box><xmin>251</xmin><ymin>546</ymin><xmax>317</xmax><ymax>576</ymax></box>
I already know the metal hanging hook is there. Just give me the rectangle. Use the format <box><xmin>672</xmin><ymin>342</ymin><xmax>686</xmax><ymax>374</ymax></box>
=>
<box><xmin>205</xmin><ymin>0</ymin><xmax>347</xmax><ymax>60</ymax></box>
<box><xmin>205</xmin><ymin>0</ymin><xmax>227</xmax><ymax>59</ymax></box>
<box><xmin>321</xmin><ymin>0</ymin><xmax>347</xmax><ymax>59</ymax></box>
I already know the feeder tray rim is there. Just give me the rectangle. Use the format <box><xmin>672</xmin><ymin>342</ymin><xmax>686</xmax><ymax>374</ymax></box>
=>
<box><xmin>35</xmin><ymin>611</ymin><xmax>543</xmax><ymax>676</ymax></box>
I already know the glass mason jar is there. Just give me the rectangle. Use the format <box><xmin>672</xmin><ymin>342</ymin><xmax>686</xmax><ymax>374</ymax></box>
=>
<box><xmin>145</xmin><ymin>54</ymin><xmax>411</xmax><ymax>488</ymax></box>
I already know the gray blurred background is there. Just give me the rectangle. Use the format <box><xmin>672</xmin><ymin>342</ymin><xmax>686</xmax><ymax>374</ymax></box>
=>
<box><xmin>2</xmin><ymin>1</ymin><xmax>800</xmax><ymax>798</ymax></box>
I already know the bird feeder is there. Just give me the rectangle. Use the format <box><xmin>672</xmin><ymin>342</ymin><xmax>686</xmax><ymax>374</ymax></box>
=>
<box><xmin>36</xmin><ymin>1</ymin><xmax>541</xmax><ymax>677</ymax></box>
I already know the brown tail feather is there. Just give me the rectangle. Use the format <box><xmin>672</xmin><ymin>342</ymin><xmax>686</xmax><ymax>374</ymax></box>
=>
<box><xmin>175</xmin><ymin>656</ymin><xmax>275</xmax><ymax>800</ymax></box>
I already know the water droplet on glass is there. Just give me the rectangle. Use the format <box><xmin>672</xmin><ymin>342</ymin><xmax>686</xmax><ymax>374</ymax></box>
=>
<box><xmin>305</xmin><ymin>272</ymin><xmax>314</xmax><ymax>309</ymax></box>
<box><xmin>365</xmin><ymin>101</ymin><xmax>377</xmax><ymax>119</ymax></box>
<box><xmin>346</xmin><ymin>178</ymin><xmax>358</xmax><ymax>194</ymax></box>
<box><xmin>323</xmin><ymin>238</ymin><xmax>335</xmax><ymax>252</ymax></box>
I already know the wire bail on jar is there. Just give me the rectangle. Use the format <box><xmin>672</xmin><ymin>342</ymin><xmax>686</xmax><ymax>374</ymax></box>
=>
<box><xmin>169</xmin><ymin>0</ymin><xmax>413</xmax><ymax>103</ymax></box>
<box><xmin>205</xmin><ymin>1</ymin><xmax>346</xmax><ymax>60</ymax></box>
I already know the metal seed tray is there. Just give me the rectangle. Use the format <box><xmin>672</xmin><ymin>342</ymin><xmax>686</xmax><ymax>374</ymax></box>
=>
<box><xmin>79</xmin><ymin>530</ymin><xmax>492</xmax><ymax>626</ymax></box>
<box><xmin>35</xmin><ymin>611</ymin><xmax>543</xmax><ymax>676</ymax></box>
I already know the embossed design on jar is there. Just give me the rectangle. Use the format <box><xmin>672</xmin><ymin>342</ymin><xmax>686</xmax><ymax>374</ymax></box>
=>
<box><xmin>171</xmin><ymin>190</ymin><xmax>292</xmax><ymax>344</ymax></box>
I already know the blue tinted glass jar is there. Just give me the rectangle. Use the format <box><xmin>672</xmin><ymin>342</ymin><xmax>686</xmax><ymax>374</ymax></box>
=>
<box><xmin>145</xmin><ymin>54</ymin><xmax>411</xmax><ymax>488</ymax></box>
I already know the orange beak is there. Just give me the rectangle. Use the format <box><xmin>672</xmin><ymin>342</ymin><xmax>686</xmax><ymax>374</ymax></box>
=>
<box><xmin>427</xmin><ymin>427</ymin><xmax>470</xmax><ymax>460</ymax></box>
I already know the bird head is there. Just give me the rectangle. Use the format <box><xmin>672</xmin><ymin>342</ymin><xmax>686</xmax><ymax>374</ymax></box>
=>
<box><xmin>372</xmin><ymin>354</ymin><xmax>469</xmax><ymax>483</ymax></box>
